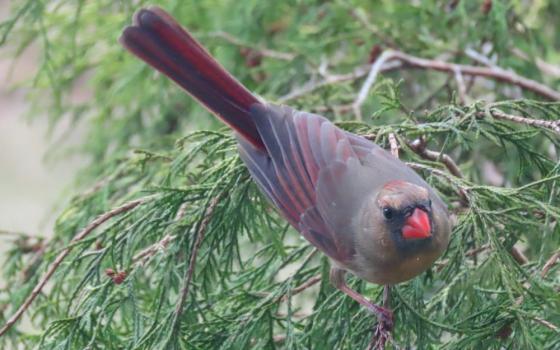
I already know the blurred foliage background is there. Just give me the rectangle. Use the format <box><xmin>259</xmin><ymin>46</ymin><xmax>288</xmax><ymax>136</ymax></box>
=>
<box><xmin>0</xmin><ymin>0</ymin><xmax>559</xmax><ymax>349</ymax></box>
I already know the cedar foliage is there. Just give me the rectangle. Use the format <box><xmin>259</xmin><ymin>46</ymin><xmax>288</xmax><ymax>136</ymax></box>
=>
<box><xmin>1</xmin><ymin>1</ymin><xmax>559</xmax><ymax>349</ymax></box>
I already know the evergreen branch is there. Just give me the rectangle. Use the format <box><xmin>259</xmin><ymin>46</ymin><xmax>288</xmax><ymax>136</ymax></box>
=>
<box><xmin>2</xmin><ymin>3</ymin><xmax>560</xmax><ymax>348</ymax></box>
<box><xmin>406</xmin><ymin>162</ymin><xmax>467</xmax><ymax>192</ymax></box>
<box><xmin>132</xmin><ymin>233</ymin><xmax>176</xmax><ymax>267</ymax></box>
<box><xmin>171</xmin><ymin>194</ymin><xmax>223</xmax><ymax>333</ymax></box>
<box><xmin>484</xmin><ymin>109</ymin><xmax>560</xmax><ymax>135</ymax></box>
<box><xmin>407</xmin><ymin>138</ymin><xmax>464</xmax><ymax>179</ymax></box>
<box><xmin>131</xmin><ymin>202</ymin><xmax>187</xmax><ymax>267</ymax></box>
<box><xmin>280</xmin><ymin>275</ymin><xmax>321</xmax><ymax>302</ymax></box>
<box><xmin>0</xmin><ymin>197</ymin><xmax>150</xmax><ymax>337</ymax></box>
<box><xmin>405</xmin><ymin>140</ymin><xmax>469</xmax><ymax>205</ymax></box>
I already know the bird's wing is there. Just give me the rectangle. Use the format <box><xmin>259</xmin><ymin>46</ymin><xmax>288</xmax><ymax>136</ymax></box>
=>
<box><xmin>238</xmin><ymin>104</ymin><xmax>381</xmax><ymax>263</ymax></box>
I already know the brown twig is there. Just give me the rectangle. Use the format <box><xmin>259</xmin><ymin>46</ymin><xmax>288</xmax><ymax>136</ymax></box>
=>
<box><xmin>280</xmin><ymin>275</ymin><xmax>322</xmax><ymax>302</ymax></box>
<box><xmin>466</xmin><ymin>243</ymin><xmax>492</xmax><ymax>257</ymax></box>
<box><xmin>173</xmin><ymin>195</ymin><xmax>222</xmax><ymax>324</ymax></box>
<box><xmin>278</xmin><ymin>64</ymin><xmax>368</xmax><ymax>103</ymax></box>
<box><xmin>132</xmin><ymin>233</ymin><xmax>176</xmax><ymax>266</ymax></box>
<box><xmin>278</xmin><ymin>61</ymin><xmax>402</xmax><ymax>103</ymax></box>
<box><xmin>484</xmin><ymin>109</ymin><xmax>560</xmax><ymax>135</ymax></box>
<box><xmin>388</xmin><ymin>133</ymin><xmax>399</xmax><ymax>158</ymax></box>
<box><xmin>407</xmin><ymin>138</ymin><xmax>468</xmax><ymax>205</ymax></box>
<box><xmin>408</xmin><ymin>138</ymin><xmax>464</xmax><ymax>178</ymax></box>
<box><xmin>280</xmin><ymin>48</ymin><xmax>560</xmax><ymax>106</ymax></box>
<box><xmin>510</xmin><ymin>246</ymin><xmax>529</xmax><ymax>265</ymax></box>
<box><xmin>541</xmin><ymin>250</ymin><xmax>560</xmax><ymax>278</ymax></box>
<box><xmin>389</xmin><ymin>50</ymin><xmax>560</xmax><ymax>101</ymax></box>
<box><xmin>208</xmin><ymin>31</ymin><xmax>296</xmax><ymax>61</ymax></box>
<box><xmin>532</xmin><ymin>317</ymin><xmax>560</xmax><ymax>332</ymax></box>
<box><xmin>132</xmin><ymin>202</ymin><xmax>188</xmax><ymax>267</ymax></box>
<box><xmin>0</xmin><ymin>197</ymin><xmax>149</xmax><ymax>336</ymax></box>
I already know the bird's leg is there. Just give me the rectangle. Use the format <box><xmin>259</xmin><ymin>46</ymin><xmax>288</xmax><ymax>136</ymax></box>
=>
<box><xmin>329</xmin><ymin>267</ymin><xmax>393</xmax><ymax>331</ymax></box>
<box><xmin>371</xmin><ymin>285</ymin><xmax>393</xmax><ymax>349</ymax></box>
<box><xmin>383</xmin><ymin>285</ymin><xmax>391</xmax><ymax>309</ymax></box>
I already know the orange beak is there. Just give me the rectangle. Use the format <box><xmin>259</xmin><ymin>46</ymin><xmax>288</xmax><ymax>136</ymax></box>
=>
<box><xmin>402</xmin><ymin>208</ymin><xmax>431</xmax><ymax>239</ymax></box>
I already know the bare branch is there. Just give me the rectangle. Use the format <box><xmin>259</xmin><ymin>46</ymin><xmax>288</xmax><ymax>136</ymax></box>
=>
<box><xmin>278</xmin><ymin>61</ymin><xmax>402</xmax><ymax>103</ymax></box>
<box><xmin>390</xmin><ymin>50</ymin><xmax>560</xmax><ymax>101</ymax></box>
<box><xmin>541</xmin><ymin>250</ymin><xmax>560</xmax><ymax>278</ymax></box>
<box><xmin>281</xmin><ymin>48</ymin><xmax>560</xmax><ymax>119</ymax></box>
<box><xmin>510</xmin><ymin>246</ymin><xmax>529</xmax><ymax>265</ymax></box>
<box><xmin>464</xmin><ymin>48</ymin><xmax>498</xmax><ymax>69</ymax></box>
<box><xmin>484</xmin><ymin>109</ymin><xmax>560</xmax><ymax>135</ymax></box>
<box><xmin>452</xmin><ymin>66</ymin><xmax>468</xmax><ymax>104</ymax></box>
<box><xmin>532</xmin><ymin>317</ymin><xmax>560</xmax><ymax>333</ymax></box>
<box><xmin>388</xmin><ymin>133</ymin><xmax>399</xmax><ymax>158</ymax></box>
<box><xmin>408</xmin><ymin>138</ymin><xmax>464</xmax><ymax>178</ymax></box>
<box><xmin>353</xmin><ymin>50</ymin><xmax>399</xmax><ymax>120</ymax></box>
<box><xmin>0</xmin><ymin>197</ymin><xmax>149</xmax><ymax>336</ymax></box>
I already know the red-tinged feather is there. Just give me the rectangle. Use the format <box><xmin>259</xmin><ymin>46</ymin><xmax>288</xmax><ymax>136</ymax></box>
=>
<box><xmin>294</xmin><ymin>114</ymin><xmax>320</xmax><ymax>183</ymax></box>
<box><xmin>120</xmin><ymin>7</ymin><xmax>264</xmax><ymax>149</ymax></box>
<box><xmin>286</xmin><ymin>128</ymin><xmax>315</xmax><ymax>205</ymax></box>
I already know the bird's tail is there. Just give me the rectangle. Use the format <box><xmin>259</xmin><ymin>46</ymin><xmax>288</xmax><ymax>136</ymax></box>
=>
<box><xmin>120</xmin><ymin>7</ymin><xmax>264</xmax><ymax>149</ymax></box>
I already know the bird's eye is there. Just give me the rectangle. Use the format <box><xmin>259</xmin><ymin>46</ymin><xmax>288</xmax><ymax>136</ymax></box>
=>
<box><xmin>382</xmin><ymin>207</ymin><xmax>393</xmax><ymax>220</ymax></box>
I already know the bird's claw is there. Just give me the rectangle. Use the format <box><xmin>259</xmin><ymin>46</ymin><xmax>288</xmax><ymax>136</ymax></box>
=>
<box><xmin>377</xmin><ymin>307</ymin><xmax>394</xmax><ymax>331</ymax></box>
<box><xmin>368</xmin><ymin>307</ymin><xmax>393</xmax><ymax>350</ymax></box>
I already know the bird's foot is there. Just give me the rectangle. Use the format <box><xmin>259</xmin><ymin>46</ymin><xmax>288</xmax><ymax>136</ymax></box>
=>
<box><xmin>367</xmin><ymin>307</ymin><xmax>393</xmax><ymax>350</ymax></box>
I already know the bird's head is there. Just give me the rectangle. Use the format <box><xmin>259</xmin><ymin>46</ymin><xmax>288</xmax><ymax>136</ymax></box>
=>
<box><xmin>377</xmin><ymin>180</ymin><xmax>433</xmax><ymax>245</ymax></box>
<box><xmin>351</xmin><ymin>179</ymin><xmax>449</xmax><ymax>285</ymax></box>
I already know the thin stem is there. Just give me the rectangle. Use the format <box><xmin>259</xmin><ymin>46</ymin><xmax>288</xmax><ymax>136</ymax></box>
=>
<box><xmin>541</xmin><ymin>250</ymin><xmax>560</xmax><ymax>278</ymax></box>
<box><xmin>0</xmin><ymin>197</ymin><xmax>149</xmax><ymax>336</ymax></box>
<box><xmin>485</xmin><ymin>109</ymin><xmax>560</xmax><ymax>135</ymax></box>
<box><xmin>390</xmin><ymin>51</ymin><xmax>560</xmax><ymax>101</ymax></box>
<box><xmin>388</xmin><ymin>133</ymin><xmax>399</xmax><ymax>158</ymax></box>
<box><xmin>280</xmin><ymin>275</ymin><xmax>321</xmax><ymax>302</ymax></box>
<box><xmin>353</xmin><ymin>50</ymin><xmax>398</xmax><ymax>120</ymax></box>
<box><xmin>172</xmin><ymin>194</ymin><xmax>223</xmax><ymax>330</ymax></box>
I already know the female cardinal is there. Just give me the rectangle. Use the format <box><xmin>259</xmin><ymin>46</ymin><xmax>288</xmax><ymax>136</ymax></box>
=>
<box><xmin>120</xmin><ymin>7</ymin><xmax>451</xmax><ymax>336</ymax></box>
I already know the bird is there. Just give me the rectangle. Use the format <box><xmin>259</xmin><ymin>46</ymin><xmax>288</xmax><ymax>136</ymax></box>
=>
<box><xmin>120</xmin><ymin>6</ymin><xmax>451</xmax><ymax>340</ymax></box>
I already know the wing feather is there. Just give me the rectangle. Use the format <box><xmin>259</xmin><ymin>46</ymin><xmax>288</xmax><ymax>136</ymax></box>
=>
<box><xmin>238</xmin><ymin>105</ymin><xmax>382</xmax><ymax>263</ymax></box>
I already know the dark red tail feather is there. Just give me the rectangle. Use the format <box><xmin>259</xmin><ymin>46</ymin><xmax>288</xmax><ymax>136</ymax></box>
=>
<box><xmin>120</xmin><ymin>7</ymin><xmax>264</xmax><ymax>149</ymax></box>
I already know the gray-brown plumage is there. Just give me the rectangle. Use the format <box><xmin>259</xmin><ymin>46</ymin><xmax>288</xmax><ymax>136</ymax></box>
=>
<box><xmin>120</xmin><ymin>6</ymin><xmax>452</xmax><ymax>339</ymax></box>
